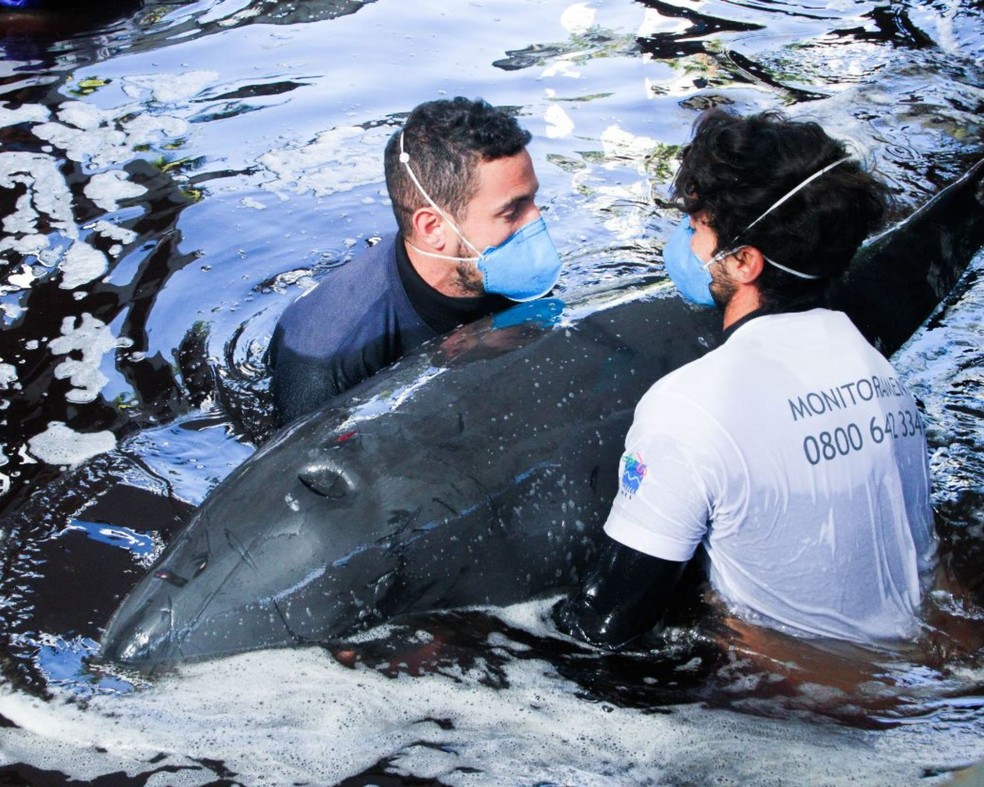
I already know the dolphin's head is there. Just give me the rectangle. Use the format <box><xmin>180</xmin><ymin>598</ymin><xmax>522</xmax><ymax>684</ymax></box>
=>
<box><xmin>98</xmin><ymin>422</ymin><xmax>400</xmax><ymax>668</ymax></box>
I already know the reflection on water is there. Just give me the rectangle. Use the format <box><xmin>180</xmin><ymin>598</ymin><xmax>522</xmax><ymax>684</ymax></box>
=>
<box><xmin>0</xmin><ymin>0</ymin><xmax>982</xmax><ymax>783</ymax></box>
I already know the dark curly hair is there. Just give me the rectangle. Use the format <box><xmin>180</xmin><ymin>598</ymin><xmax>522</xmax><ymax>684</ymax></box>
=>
<box><xmin>384</xmin><ymin>97</ymin><xmax>532</xmax><ymax>237</ymax></box>
<box><xmin>671</xmin><ymin>109</ymin><xmax>893</xmax><ymax>312</ymax></box>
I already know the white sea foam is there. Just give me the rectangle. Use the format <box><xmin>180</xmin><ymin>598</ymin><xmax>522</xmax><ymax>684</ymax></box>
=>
<box><xmin>198</xmin><ymin>0</ymin><xmax>254</xmax><ymax>26</ymax></box>
<box><xmin>561</xmin><ymin>3</ymin><xmax>597</xmax><ymax>34</ymax></box>
<box><xmin>34</xmin><ymin>114</ymin><xmax>128</xmax><ymax>168</ymax></box>
<box><xmin>0</xmin><ymin>152</ymin><xmax>76</xmax><ymax>251</ymax></box>
<box><xmin>638</xmin><ymin>5</ymin><xmax>690</xmax><ymax>36</ymax></box>
<box><xmin>0</xmin><ymin>600</ymin><xmax>979</xmax><ymax>786</ymax></box>
<box><xmin>58</xmin><ymin>242</ymin><xmax>109</xmax><ymax>290</ymax></box>
<box><xmin>544</xmin><ymin>103</ymin><xmax>575</xmax><ymax>139</ymax></box>
<box><xmin>31</xmin><ymin>99</ymin><xmax>189</xmax><ymax>170</ymax></box>
<box><xmin>86</xmin><ymin>220</ymin><xmax>139</xmax><ymax>246</ymax></box>
<box><xmin>83</xmin><ymin>170</ymin><xmax>148</xmax><ymax>213</ymax></box>
<box><xmin>0</xmin><ymin>103</ymin><xmax>50</xmax><ymax>128</ymax></box>
<box><xmin>257</xmin><ymin>125</ymin><xmax>385</xmax><ymax>197</ymax></box>
<box><xmin>48</xmin><ymin>313</ymin><xmax>132</xmax><ymax>401</ymax></box>
<box><xmin>540</xmin><ymin>57</ymin><xmax>583</xmax><ymax>79</ymax></box>
<box><xmin>120</xmin><ymin>112</ymin><xmax>189</xmax><ymax>146</ymax></box>
<box><xmin>121</xmin><ymin>71</ymin><xmax>220</xmax><ymax>104</ymax></box>
<box><xmin>26</xmin><ymin>422</ymin><xmax>116</xmax><ymax>467</ymax></box>
<box><xmin>58</xmin><ymin>101</ymin><xmax>109</xmax><ymax>132</ymax></box>
<box><xmin>600</xmin><ymin>124</ymin><xmax>661</xmax><ymax>170</ymax></box>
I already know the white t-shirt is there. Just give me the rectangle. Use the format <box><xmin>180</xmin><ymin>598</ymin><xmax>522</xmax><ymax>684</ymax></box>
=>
<box><xmin>605</xmin><ymin>309</ymin><xmax>937</xmax><ymax>644</ymax></box>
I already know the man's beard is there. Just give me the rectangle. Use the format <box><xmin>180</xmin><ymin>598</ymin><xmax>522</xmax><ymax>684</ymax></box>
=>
<box><xmin>709</xmin><ymin>266</ymin><xmax>737</xmax><ymax>310</ymax></box>
<box><xmin>453</xmin><ymin>239</ymin><xmax>485</xmax><ymax>296</ymax></box>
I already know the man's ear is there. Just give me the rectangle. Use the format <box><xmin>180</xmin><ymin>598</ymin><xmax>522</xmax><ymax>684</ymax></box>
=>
<box><xmin>410</xmin><ymin>206</ymin><xmax>449</xmax><ymax>251</ymax></box>
<box><xmin>732</xmin><ymin>245</ymin><xmax>766</xmax><ymax>284</ymax></box>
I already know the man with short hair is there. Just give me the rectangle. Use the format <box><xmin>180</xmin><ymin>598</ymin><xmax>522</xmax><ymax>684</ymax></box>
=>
<box><xmin>555</xmin><ymin>109</ymin><xmax>937</xmax><ymax>649</ymax></box>
<box><xmin>269</xmin><ymin>97</ymin><xmax>561</xmax><ymax>426</ymax></box>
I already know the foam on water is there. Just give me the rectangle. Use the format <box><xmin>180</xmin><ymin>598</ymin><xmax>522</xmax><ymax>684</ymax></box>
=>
<box><xmin>57</xmin><ymin>242</ymin><xmax>109</xmax><ymax>290</ymax></box>
<box><xmin>121</xmin><ymin>70</ymin><xmax>221</xmax><ymax>105</ymax></box>
<box><xmin>257</xmin><ymin>124</ymin><xmax>388</xmax><ymax>198</ymax></box>
<box><xmin>83</xmin><ymin>171</ymin><xmax>148</xmax><ymax>214</ymax></box>
<box><xmin>0</xmin><ymin>151</ymin><xmax>76</xmax><ymax>253</ymax></box>
<box><xmin>25</xmin><ymin>422</ymin><xmax>116</xmax><ymax>468</ymax></box>
<box><xmin>0</xmin><ymin>600</ymin><xmax>980</xmax><ymax>785</ymax></box>
<box><xmin>30</xmin><ymin>100</ymin><xmax>187</xmax><ymax>169</ymax></box>
<box><xmin>86</xmin><ymin>219</ymin><xmax>138</xmax><ymax>247</ymax></box>
<box><xmin>48</xmin><ymin>313</ymin><xmax>133</xmax><ymax>402</ymax></box>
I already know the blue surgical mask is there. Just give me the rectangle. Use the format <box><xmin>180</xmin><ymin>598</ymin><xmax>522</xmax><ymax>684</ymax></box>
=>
<box><xmin>474</xmin><ymin>217</ymin><xmax>562</xmax><ymax>301</ymax></box>
<box><xmin>399</xmin><ymin>132</ymin><xmax>563</xmax><ymax>302</ymax></box>
<box><xmin>663</xmin><ymin>216</ymin><xmax>716</xmax><ymax>306</ymax></box>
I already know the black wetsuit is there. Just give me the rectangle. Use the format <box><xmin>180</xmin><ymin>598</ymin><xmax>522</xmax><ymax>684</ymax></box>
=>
<box><xmin>268</xmin><ymin>233</ymin><xmax>509</xmax><ymax>426</ymax></box>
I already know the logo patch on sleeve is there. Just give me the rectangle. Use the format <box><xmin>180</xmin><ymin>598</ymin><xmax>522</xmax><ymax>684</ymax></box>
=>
<box><xmin>619</xmin><ymin>452</ymin><xmax>647</xmax><ymax>496</ymax></box>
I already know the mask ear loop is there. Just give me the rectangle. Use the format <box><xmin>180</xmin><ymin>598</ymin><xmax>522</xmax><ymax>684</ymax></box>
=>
<box><xmin>715</xmin><ymin>155</ymin><xmax>853</xmax><ymax>280</ymax></box>
<box><xmin>399</xmin><ymin>132</ymin><xmax>482</xmax><ymax>261</ymax></box>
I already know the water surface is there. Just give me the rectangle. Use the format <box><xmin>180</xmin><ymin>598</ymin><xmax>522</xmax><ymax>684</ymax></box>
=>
<box><xmin>0</xmin><ymin>0</ymin><xmax>982</xmax><ymax>783</ymax></box>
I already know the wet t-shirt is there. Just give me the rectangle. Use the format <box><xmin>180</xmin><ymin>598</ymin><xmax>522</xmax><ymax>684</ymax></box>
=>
<box><xmin>604</xmin><ymin>308</ymin><xmax>937</xmax><ymax>644</ymax></box>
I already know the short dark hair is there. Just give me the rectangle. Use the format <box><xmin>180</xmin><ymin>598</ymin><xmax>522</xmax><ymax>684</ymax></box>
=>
<box><xmin>671</xmin><ymin>109</ymin><xmax>893</xmax><ymax>312</ymax></box>
<box><xmin>384</xmin><ymin>97</ymin><xmax>532</xmax><ymax>237</ymax></box>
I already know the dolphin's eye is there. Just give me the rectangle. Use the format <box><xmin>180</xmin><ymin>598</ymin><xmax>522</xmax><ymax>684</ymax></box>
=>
<box><xmin>298</xmin><ymin>464</ymin><xmax>352</xmax><ymax>498</ymax></box>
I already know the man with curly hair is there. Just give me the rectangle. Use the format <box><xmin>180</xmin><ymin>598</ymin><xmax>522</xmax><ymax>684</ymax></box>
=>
<box><xmin>555</xmin><ymin>109</ymin><xmax>937</xmax><ymax>649</ymax></box>
<box><xmin>269</xmin><ymin>97</ymin><xmax>561</xmax><ymax>426</ymax></box>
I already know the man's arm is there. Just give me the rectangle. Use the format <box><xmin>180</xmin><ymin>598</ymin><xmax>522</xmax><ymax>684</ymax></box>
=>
<box><xmin>270</xmin><ymin>353</ymin><xmax>349</xmax><ymax>427</ymax></box>
<box><xmin>552</xmin><ymin>537</ymin><xmax>688</xmax><ymax>650</ymax></box>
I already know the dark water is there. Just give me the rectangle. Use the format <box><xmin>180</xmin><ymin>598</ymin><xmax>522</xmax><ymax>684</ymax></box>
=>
<box><xmin>0</xmin><ymin>0</ymin><xmax>982</xmax><ymax>783</ymax></box>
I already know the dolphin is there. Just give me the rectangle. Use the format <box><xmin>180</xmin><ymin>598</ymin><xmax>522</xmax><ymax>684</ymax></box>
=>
<box><xmin>99</xmin><ymin>159</ymin><xmax>984</xmax><ymax>669</ymax></box>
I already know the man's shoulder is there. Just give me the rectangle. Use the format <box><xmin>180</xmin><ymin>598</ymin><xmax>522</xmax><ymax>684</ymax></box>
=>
<box><xmin>644</xmin><ymin>307</ymin><xmax>896</xmax><ymax>411</ymax></box>
<box><xmin>283</xmin><ymin>234</ymin><xmax>400</xmax><ymax>315</ymax></box>
<box><xmin>635</xmin><ymin>360</ymin><xmax>711</xmax><ymax>423</ymax></box>
<box><xmin>272</xmin><ymin>234</ymin><xmax>411</xmax><ymax>358</ymax></box>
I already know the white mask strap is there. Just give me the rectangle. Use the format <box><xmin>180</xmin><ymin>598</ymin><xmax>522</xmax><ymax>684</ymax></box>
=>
<box><xmin>703</xmin><ymin>248</ymin><xmax>822</xmax><ymax>280</ymax></box>
<box><xmin>743</xmin><ymin>155</ymin><xmax>853</xmax><ymax>235</ymax></box>
<box><xmin>404</xmin><ymin>240</ymin><xmax>477</xmax><ymax>262</ymax></box>
<box><xmin>399</xmin><ymin>132</ymin><xmax>481</xmax><ymax>259</ymax></box>
<box><xmin>763</xmin><ymin>254</ymin><xmax>823</xmax><ymax>280</ymax></box>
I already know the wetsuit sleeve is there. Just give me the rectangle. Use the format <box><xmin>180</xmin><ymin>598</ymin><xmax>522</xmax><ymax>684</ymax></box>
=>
<box><xmin>553</xmin><ymin>388</ymin><xmax>725</xmax><ymax>649</ymax></box>
<box><xmin>268</xmin><ymin>321</ymin><xmax>363</xmax><ymax>426</ymax></box>
<box><xmin>552</xmin><ymin>537</ymin><xmax>687</xmax><ymax>650</ymax></box>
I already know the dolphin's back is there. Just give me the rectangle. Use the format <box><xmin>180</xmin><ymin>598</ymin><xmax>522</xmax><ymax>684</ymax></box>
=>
<box><xmin>830</xmin><ymin>158</ymin><xmax>984</xmax><ymax>354</ymax></box>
